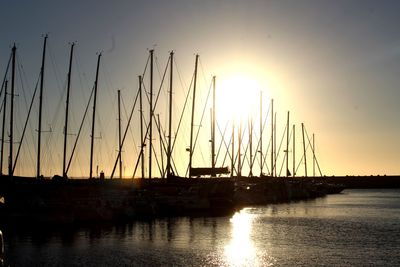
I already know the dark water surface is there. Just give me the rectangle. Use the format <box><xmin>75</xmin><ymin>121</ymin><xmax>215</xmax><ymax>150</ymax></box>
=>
<box><xmin>3</xmin><ymin>189</ymin><xmax>400</xmax><ymax>266</ymax></box>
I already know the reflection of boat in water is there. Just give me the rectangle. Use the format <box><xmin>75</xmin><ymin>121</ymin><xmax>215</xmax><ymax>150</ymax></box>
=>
<box><xmin>0</xmin><ymin>229</ymin><xmax>4</xmax><ymax>266</ymax></box>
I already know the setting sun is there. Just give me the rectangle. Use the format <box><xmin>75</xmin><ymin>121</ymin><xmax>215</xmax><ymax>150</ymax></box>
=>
<box><xmin>216</xmin><ymin>74</ymin><xmax>263</xmax><ymax>125</ymax></box>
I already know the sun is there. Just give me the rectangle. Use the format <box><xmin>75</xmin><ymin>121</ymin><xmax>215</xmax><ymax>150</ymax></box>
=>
<box><xmin>216</xmin><ymin>74</ymin><xmax>262</xmax><ymax>126</ymax></box>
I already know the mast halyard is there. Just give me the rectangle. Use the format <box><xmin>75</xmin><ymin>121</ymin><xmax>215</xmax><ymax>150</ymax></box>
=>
<box><xmin>188</xmin><ymin>54</ymin><xmax>199</xmax><ymax>178</ymax></box>
<box><xmin>139</xmin><ymin>75</ymin><xmax>145</xmax><ymax>179</ymax></box>
<box><xmin>118</xmin><ymin>89</ymin><xmax>122</xmax><ymax>179</ymax></box>
<box><xmin>249</xmin><ymin>117</ymin><xmax>253</xmax><ymax>177</ymax></box>
<box><xmin>231</xmin><ymin>120</ymin><xmax>235</xmax><ymax>177</ymax></box>
<box><xmin>238</xmin><ymin>120</ymin><xmax>242</xmax><ymax>177</ymax></box>
<box><xmin>166</xmin><ymin>51</ymin><xmax>173</xmax><ymax>178</ymax></box>
<box><xmin>1</xmin><ymin>81</ymin><xmax>7</xmax><ymax>175</ymax></box>
<box><xmin>302</xmin><ymin>122</ymin><xmax>307</xmax><ymax>177</ymax></box>
<box><xmin>148</xmin><ymin>49</ymin><xmax>154</xmax><ymax>179</ymax></box>
<box><xmin>211</xmin><ymin>75</ymin><xmax>216</xmax><ymax>177</ymax></box>
<box><xmin>293</xmin><ymin>124</ymin><xmax>296</xmax><ymax>177</ymax></box>
<box><xmin>270</xmin><ymin>99</ymin><xmax>274</xmax><ymax>177</ymax></box>
<box><xmin>286</xmin><ymin>111</ymin><xmax>290</xmax><ymax>177</ymax></box>
<box><xmin>37</xmin><ymin>35</ymin><xmax>47</xmax><ymax>178</ymax></box>
<box><xmin>89</xmin><ymin>53</ymin><xmax>101</xmax><ymax>179</ymax></box>
<box><xmin>259</xmin><ymin>90</ymin><xmax>263</xmax><ymax>176</ymax></box>
<box><xmin>63</xmin><ymin>42</ymin><xmax>74</xmax><ymax>178</ymax></box>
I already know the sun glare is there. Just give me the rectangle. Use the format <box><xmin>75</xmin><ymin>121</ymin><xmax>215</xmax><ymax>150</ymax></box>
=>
<box><xmin>216</xmin><ymin>75</ymin><xmax>263</xmax><ymax>126</ymax></box>
<box><xmin>225</xmin><ymin>209</ymin><xmax>256</xmax><ymax>266</ymax></box>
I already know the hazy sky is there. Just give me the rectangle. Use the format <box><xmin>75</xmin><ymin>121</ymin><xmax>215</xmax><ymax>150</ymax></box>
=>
<box><xmin>1</xmin><ymin>0</ymin><xmax>400</xmax><ymax>177</ymax></box>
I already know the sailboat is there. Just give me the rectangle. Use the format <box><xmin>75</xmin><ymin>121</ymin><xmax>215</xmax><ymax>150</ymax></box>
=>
<box><xmin>0</xmin><ymin>41</ymin><xmax>236</xmax><ymax>223</ymax></box>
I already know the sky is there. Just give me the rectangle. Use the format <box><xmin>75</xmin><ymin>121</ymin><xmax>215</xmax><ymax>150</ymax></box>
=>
<box><xmin>1</xmin><ymin>0</ymin><xmax>400</xmax><ymax>177</ymax></box>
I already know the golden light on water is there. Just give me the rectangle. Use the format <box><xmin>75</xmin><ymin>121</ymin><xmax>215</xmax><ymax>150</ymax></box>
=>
<box><xmin>225</xmin><ymin>209</ymin><xmax>257</xmax><ymax>266</ymax></box>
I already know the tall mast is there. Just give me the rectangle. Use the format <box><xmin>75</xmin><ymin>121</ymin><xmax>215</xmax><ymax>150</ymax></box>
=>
<box><xmin>270</xmin><ymin>99</ymin><xmax>274</xmax><ymax>177</ymax></box>
<box><xmin>139</xmin><ymin>75</ymin><xmax>145</xmax><ymax>178</ymax></box>
<box><xmin>211</xmin><ymin>75</ymin><xmax>216</xmax><ymax>177</ymax></box>
<box><xmin>37</xmin><ymin>35</ymin><xmax>47</xmax><ymax>178</ymax></box>
<box><xmin>157</xmin><ymin>114</ymin><xmax>164</xmax><ymax>177</ymax></box>
<box><xmin>301</xmin><ymin>122</ymin><xmax>307</xmax><ymax>177</ymax></box>
<box><xmin>259</xmin><ymin>91</ymin><xmax>263</xmax><ymax>176</ymax></box>
<box><xmin>237</xmin><ymin>120</ymin><xmax>242</xmax><ymax>177</ymax></box>
<box><xmin>1</xmin><ymin>81</ymin><xmax>7</xmax><ymax>175</ymax></box>
<box><xmin>166</xmin><ymin>51</ymin><xmax>173</xmax><ymax>178</ymax></box>
<box><xmin>249</xmin><ymin>117</ymin><xmax>253</xmax><ymax>177</ymax></box>
<box><xmin>274</xmin><ymin>112</ymin><xmax>277</xmax><ymax>177</ymax></box>
<box><xmin>231</xmin><ymin>120</ymin><xmax>235</xmax><ymax>177</ymax></box>
<box><xmin>8</xmin><ymin>44</ymin><xmax>16</xmax><ymax>177</ymax></box>
<box><xmin>118</xmin><ymin>89</ymin><xmax>122</xmax><ymax>179</ymax></box>
<box><xmin>293</xmin><ymin>124</ymin><xmax>296</xmax><ymax>177</ymax></box>
<box><xmin>313</xmin><ymin>133</ymin><xmax>315</xmax><ymax>177</ymax></box>
<box><xmin>286</xmin><ymin>111</ymin><xmax>290</xmax><ymax>177</ymax></box>
<box><xmin>63</xmin><ymin>42</ymin><xmax>74</xmax><ymax>178</ymax></box>
<box><xmin>188</xmin><ymin>54</ymin><xmax>199</xmax><ymax>177</ymax></box>
<box><xmin>148</xmin><ymin>49</ymin><xmax>154</xmax><ymax>179</ymax></box>
<box><xmin>89</xmin><ymin>53</ymin><xmax>101</xmax><ymax>179</ymax></box>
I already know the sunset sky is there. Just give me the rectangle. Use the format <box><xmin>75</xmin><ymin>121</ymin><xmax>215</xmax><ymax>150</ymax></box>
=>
<box><xmin>1</xmin><ymin>0</ymin><xmax>400</xmax><ymax>177</ymax></box>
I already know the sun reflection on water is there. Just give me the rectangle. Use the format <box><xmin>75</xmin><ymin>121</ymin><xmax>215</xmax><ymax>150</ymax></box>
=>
<box><xmin>224</xmin><ymin>208</ymin><xmax>275</xmax><ymax>266</ymax></box>
<box><xmin>224</xmin><ymin>209</ymin><xmax>256</xmax><ymax>266</ymax></box>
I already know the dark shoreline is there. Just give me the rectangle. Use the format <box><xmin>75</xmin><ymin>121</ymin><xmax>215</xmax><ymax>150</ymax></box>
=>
<box><xmin>1</xmin><ymin>175</ymin><xmax>399</xmax><ymax>224</ymax></box>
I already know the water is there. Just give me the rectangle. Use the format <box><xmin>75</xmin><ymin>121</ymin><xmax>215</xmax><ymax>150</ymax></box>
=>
<box><xmin>3</xmin><ymin>189</ymin><xmax>400</xmax><ymax>266</ymax></box>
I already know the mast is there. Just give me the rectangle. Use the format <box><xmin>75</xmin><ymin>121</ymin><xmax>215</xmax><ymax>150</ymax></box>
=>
<box><xmin>63</xmin><ymin>42</ymin><xmax>74</xmax><ymax>178</ymax></box>
<box><xmin>1</xmin><ymin>81</ymin><xmax>7</xmax><ymax>174</ymax></box>
<box><xmin>188</xmin><ymin>54</ymin><xmax>199</xmax><ymax>177</ymax></box>
<box><xmin>139</xmin><ymin>75</ymin><xmax>145</xmax><ymax>178</ymax></box>
<box><xmin>313</xmin><ymin>133</ymin><xmax>315</xmax><ymax>177</ymax></box>
<box><xmin>274</xmin><ymin>112</ymin><xmax>277</xmax><ymax>177</ymax></box>
<box><xmin>89</xmin><ymin>53</ymin><xmax>101</xmax><ymax>179</ymax></box>
<box><xmin>301</xmin><ymin>122</ymin><xmax>307</xmax><ymax>177</ymax></box>
<box><xmin>211</xmin><ymin>75</ymin><xmax>216</xmax><ymax>177</ymax></box>
<box><xmin>157</xmin><ymin>114</ymin><xmax>164</xmax><ymax>177</ymax></box>
<box><xmin>259</xmin><ymin>91</ymin><xmax>263</xmax><ymax>176</ymax></box>
<box><xmin>293</xmin><ymin>124</ymin><xmax>296</xmax><ymax>177</ymax></box>
<box><xmin>237</xmin><ymin>120</ymin><xmax>242</xmax><ymax>177</ymax></box>
<box><xmin>118</xmin><ymin>89</ymin><xmax>122</xmax><ymax>179</ymax></box>
<box><xmin>148</xmin><ymin>49</ymin><xmax>154</xmax><ymax>179</ymax></box>
<box><xmin>270</xmin><ymin>99</ymin><xmax>274</xmax><ymax>177</ymax></box>
<box><xmin>37</xmin><ymin>35</ymin><xmax>47</xmax><ymax>178</ymax></box>
<box><xmin>231</xmin><ymin>120</ymin><xmax>235</xmax><ymax>177</ymax></box>
<box><xmin>166</xmin><ymin>51</ymin><xmax>173</xmax><ymax>178</ymax></box>
<box><xmin>286</xmin><ymin>111</ymin><xmax>290</xmax><ymax>177</ymax></box>
<box><xmin>249</xmin><ymin>117</ymin><xmax>253</xmax><ymax>177</ymax></box>
<box><xmin>8</xmin><ymin>44</ymin><xmax>16</xmax><ymax>177</ymax></box>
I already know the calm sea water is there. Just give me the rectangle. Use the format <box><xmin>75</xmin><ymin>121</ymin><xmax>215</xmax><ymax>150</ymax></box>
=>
<box><xmin>3</xmin><ymin>189</ymin><xmax>400</xmax><ymax>266</ymax></box>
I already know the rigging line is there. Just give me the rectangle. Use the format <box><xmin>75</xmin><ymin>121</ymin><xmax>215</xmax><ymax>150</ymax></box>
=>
<box><xmin>111</xmin><ymin>83</ymin><xmax>140</xmax><ymax>178</ymax></box>
<box><xmin>261</xmin><ymin>137</ymin><xmax>272</xmax><ymax>175</ymax></box>
<box><xmin>154</xmin><ymin>115</ymin><xmax>168</xmax><ymax>176</ymax></box>
<box><xmin>192</xmin><ymin>78</ymin><xmax>213</xmax><ymax>165</ymax></box>
<box><xmin>16</xmin><ymin>54</ymin><xmax>31</xmax><ymax>116</ymax></box>
<box><xmin>221</xmin><ymin>134</ymin><xmax>232</xmax><ymax>173</ymax></box>
<box><xmin>131</xmin><ymin>56</ymin><xmax>170</xmax><ymax>178</ymax></box>
<box><xmin>274</xmin><ymin>122</ymin><xmax>287</xmax><ymax>176</ymax></box>
<box><xmin>65</xmin><ymin>85</ymin><xmax>94</xmax><ymax>174</ymax></box>
<box><xmin>0</xmin><ymin>52</ymin><xmax>12</xmax><ymax>97</ymax></box>
<box><xmin>305</xmin><ymin>127</ymin><xmax>323</xmax><ymax>176</ymax></box>
<box><xmin>295</xmin><ymin>135</ymin><xmax>311</xmax><ymax>175</ymax></box>
<box><xmin>253</xmin><ymin>103</ymin><xmax>271</xmax><ymax>170</ymax></box>
<box><xmin>121</xmin><ymin>96</ymin><xmax>138</xmax><ymax>155</ymax></box>
<box><xmin>215</xmin><ymin>120</ymin><xmax>229</xmax><ymax>164</ymax></box>
<box><xmin>171</xmin><ymin>70</ymin><xmax>194</xmax><ymax>154</ymax></box>
<box><xmin>198</xmin><ymin>58</ymin><xmax>209</xmax><ymax>90</ymax></box>
<box><xmin>13</xmin><ymin>75</ymin><xmax>40</xmax><ymax>172</ymax></box>
<box><xmin>48</xmin><ymin>40</ymin><xmax>63</xmax><ymax>93</ymax></box>
<box><xmin>278</xmin><ymin>126</ymin><xmax>294</xmax><ymax>177</ymax></box>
